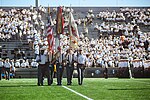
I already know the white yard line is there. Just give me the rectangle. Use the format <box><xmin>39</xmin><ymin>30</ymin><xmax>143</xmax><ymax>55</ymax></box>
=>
<box><xmin>54</xmin><ymin>82</ymin><xmax>93</xmax><ymax>100</ymax></box>
<box><xmin>62</xmin><ymin>85</ymin><xmax>93</xmax><ymax>100</ymax></box>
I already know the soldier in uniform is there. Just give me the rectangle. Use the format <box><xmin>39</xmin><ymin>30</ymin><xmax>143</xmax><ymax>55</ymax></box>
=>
<box><xmin>36</xmin><ymin>49</ymin><xmax>51</xmax><ymax>86</ymax></box>
<box><xmin>49</xmin><ymin>52</ymin><xmax>54</xmax><ymax>85</ymax></box>
<box><xmin>66</xmin><ymin>49</ymin><xmax>74</xmax><ymax>85</ymax></box>
<box><xmin>77</xmin><ymin>49</ymin><xmax>87</xmax><ymax>85</ymax></box>
<box><xmin>104</xmin><ymin>64</ymin><xmax>108</xmax><ymax>79</ymax></box>
<box><xmin>56</xmin><ymin>52</ymin><xmax>64</xmax><ymax>86</ymax></box>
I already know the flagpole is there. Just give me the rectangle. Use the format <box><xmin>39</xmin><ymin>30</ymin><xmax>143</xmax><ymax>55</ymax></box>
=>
<box><xmin>58</xmin><ymin>6</ymin><xmax>61</xmax><ymax>56</ymax></box>
<box><xmin>69</xmin><ymin>4</ymin><xmax>72</xmax><ymax>50</ymax></box>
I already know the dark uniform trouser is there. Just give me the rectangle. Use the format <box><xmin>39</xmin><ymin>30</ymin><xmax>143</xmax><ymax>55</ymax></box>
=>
<box><xmin>77</xmin><ymin>64</ymin><xmax>85</xmax><ymax>85</ymax></box>
<box><xmin>49</xmin><ymin>64</ymin><xmax>54</xmax><ymax>84</ymax></box>
<box><xmin>5</xmin><ymin>68</ymin><xmax>10</xmax><ymax>80</ymax></box>
<box><xmin>38</xmin><ymin>64</ymin><xmax>51</xmax><ymax>85</ymax></box>
<box><xmin>66</xmin><ymin>63</ymin><xmax>74</xmax><ymax>85</ymax></box>
<box><xmin>104</xmin><ymin>67</ymin><xmax>108</xmax><ymax>79</ymax></box>
<box><xmin>0</xmin><ymin>68</ymin><xmax>2</xmax><ymax>80</ymax></box>
<box><xmin>56</xmin><ymin>63</ymin><xmax>64</xmax><ymax>85</ymax></box>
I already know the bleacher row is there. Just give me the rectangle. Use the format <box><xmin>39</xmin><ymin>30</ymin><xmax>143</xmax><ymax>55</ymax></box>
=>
<box><xmin>0</xmin><ymin>40</ymin><xmax>34</xmax><ymax>59</ymax></box>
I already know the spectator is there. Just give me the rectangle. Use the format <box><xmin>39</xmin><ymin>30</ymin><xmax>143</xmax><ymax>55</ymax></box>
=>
<box><xmin>25</xmin><ymin>59</ymin><xmax>30</xmax><ymax>68</ymax></box>
<box><xmin>15</xmin><ymin>60</ymin><xmax>21</xmax><ymax>68</ymax></box>
<box><xmin>10</xmin><ymin>59</ymin><xmax>15</xmax><ymax>78</ymax></box>
<box><xmin>31</xmin><ymin>59</ymin><xmax>38</xmax><ymax>68</ymax></box>
<box><xmin>0</xmin><ymin>58</ymin><xmax>4</xmax><ymax>80</ymax></box>
<box><xmin>21</xmin><ymin>60</ymin><xmax>26</xmax><ymax>68</ymax></box>
<box><xmin>4</xmin><ymin>58</ymin><xmax>11</xmax><ymax>80</ymax></box>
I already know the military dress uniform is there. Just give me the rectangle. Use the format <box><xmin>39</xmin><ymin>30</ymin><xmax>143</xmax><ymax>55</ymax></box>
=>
<box><xmin>36</xmin><ymin>50</ymin><xmax>51</xmax><ymax>86</ymax></box>
<box><xmin>77</xmin><ymin>51</ymin><xmax>87</xmax><ymax>85</ymax></box>
<box><xmin>49</xmin><ymin>53</ymin><xmax>54</xmax><ymax>85</ymax></box>
<box><xmin>49</xmin><ymin>63</ymin><xmax>54</xmax><ymax>84</ymax></box>
<box><xmin>66</xmin><ymin>54</ymin><xmax>74</xmax><ymax>85</ymax></box>
<box><xmin>56</xmin><ymin>54</ymin><xmax>64</xmax><ymax>85</ymax></box>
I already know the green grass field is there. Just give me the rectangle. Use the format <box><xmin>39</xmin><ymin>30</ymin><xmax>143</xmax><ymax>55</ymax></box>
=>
<box><xmin>0</xmin><ymin>78</ymin><xmax>150</xmax><ymax>100</ymax></box>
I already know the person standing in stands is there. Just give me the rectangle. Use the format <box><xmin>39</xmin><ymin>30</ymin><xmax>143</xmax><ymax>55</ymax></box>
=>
<box><xmin>144</xmin><ymin>39</ymin><xmax>149</xmax><ymax>51</ymax></box>
<box><xmin>4</xmin><ymin>58</ymin><xmax>11</xmax><ymax>80</ymax></box>
<box><xmin>10</xmin><ymin>59</ymin><xmax>15</xmax><ymax>78</ymax></box>
<box><xmin>66</xmin><ymin>49</ymin><xmax>74</xmax><ymax>85</ymax></box>
<box><xmin>0</xmin><ymin>58</ymin><xmax>4</xmax><ymax>80</ymax></box>
<box><xmin>77</xmin><ymin>49</ymin><xmax>87</xmax><ymax>85</ymax></box>
<box><xmin>15</xmin><ymin>60</ymin><xmax>20</xmax><ymax>68</ymax></box>
<box><xmin>36</xmin><ymin>48</ymin><xmax>51</xmax><ymax>86</ymax></box>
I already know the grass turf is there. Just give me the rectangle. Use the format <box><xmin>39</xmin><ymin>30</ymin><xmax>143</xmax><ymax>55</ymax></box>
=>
<box><xmin>0</xmin><ymin>78</ymin><xmax>150</xmax><ymax>100</ymax></box>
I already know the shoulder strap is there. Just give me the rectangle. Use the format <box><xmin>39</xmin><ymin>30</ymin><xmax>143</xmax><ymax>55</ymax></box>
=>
<box><xmin>62</xmin><ymin>54</ymin><xmax>63</xmax><ymax>61</ymax></box>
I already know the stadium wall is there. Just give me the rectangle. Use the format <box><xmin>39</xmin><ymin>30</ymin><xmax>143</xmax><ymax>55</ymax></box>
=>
<box><xmin>14</xmin><ymin>67</ymin><xmax>150</xmax><ymax>78</ymax></box>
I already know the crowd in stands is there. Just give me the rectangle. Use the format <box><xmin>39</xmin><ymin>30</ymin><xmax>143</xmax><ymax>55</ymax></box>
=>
<box><xmin>0</xmin><ymin>6</ymin><xmax>150</xmax><ymax>72</ymax></box>
<box><xmin>120</xmin><ymin>8</ymin><xmax>150</xmax><ymax>26</ymax></box>
<box><xmin>0</xmin><ymin>5</ymin><xmax>46</xmax><ymax>42</ymax></box>
<box><xmin>96</xmin><ymin>10</ymin><xmax>125</xmax><ymax>22</ymax></box>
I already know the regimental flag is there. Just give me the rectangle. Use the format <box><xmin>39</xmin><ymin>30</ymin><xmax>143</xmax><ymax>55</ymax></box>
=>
<box><xmin>68</xmin><ymin>12</ymin><xmax>79</xmax><ymax>49</ymax></box>
<box><xmin>47</xmin><ymin>16</ymin><xmax>54</xmax><ymax>53</ymax></box>
<box><xmin>56</xmin><ymin>6</ymin><xmax>64</xmax><ymax>35</ymax></box>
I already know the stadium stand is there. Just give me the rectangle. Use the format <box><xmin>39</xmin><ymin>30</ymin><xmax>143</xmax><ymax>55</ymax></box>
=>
<box><xmin>0</xmin><ymin>6</ymin><xmax>150</xmax><ymax>78</ymax></box>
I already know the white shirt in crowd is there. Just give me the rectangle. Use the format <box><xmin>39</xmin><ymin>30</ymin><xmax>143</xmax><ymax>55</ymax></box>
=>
<box><xmin>108</xmin><ymin>60</ymin><xmax>113</xmax><ymax>67</ymax></box>
<box><xmin>15</xmin><ymin>61</ymin><xmax>21</xmax><ymax>68</ymax></box>
<box><xmin>0</xmin><ymin>61</ymin><xmax>4</xmax><ymax>67</ymax></box>
<box><xmin>4</xmin><ymin>61</ymin><xmax>11</xmax><ymax>68</ymax></box>
<box><xmin>143</xmin><ymin>61</ymin><xmax>150</xmax><ymax>68</ymax></box>
<box><xmin>31</xmin><ymin>60</ymin><xmax>39</xmax><ymax>68</ymax></box>
<box><xmin>118</xmin><ymin>60</ymin><xmax>128</xmax><ymax>67</ymax></box>
<box><xmin>25</xmin><ymin>60</ymin><xmax>30</xmax><ymax>68</ymax></box>
<box><xmin>34</xmin><ymin>44</ymin><xmax>39</xmax><ymax>55</ymax></box>
<box><xmin>132</xmin><ymin>60</ymin><xmax>142</xmax><ymax>68</ymax></box>
<box><xmin>21</xmin><ymin>61</ymin><xmax>26</xmax><ymax>68</ymax></box>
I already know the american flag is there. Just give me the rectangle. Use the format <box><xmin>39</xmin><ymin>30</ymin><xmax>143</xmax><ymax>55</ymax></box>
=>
<box><xmin>47</xmin><ymin>16</ymin><xmax>54</xmax><ymax>53</ymax></box>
